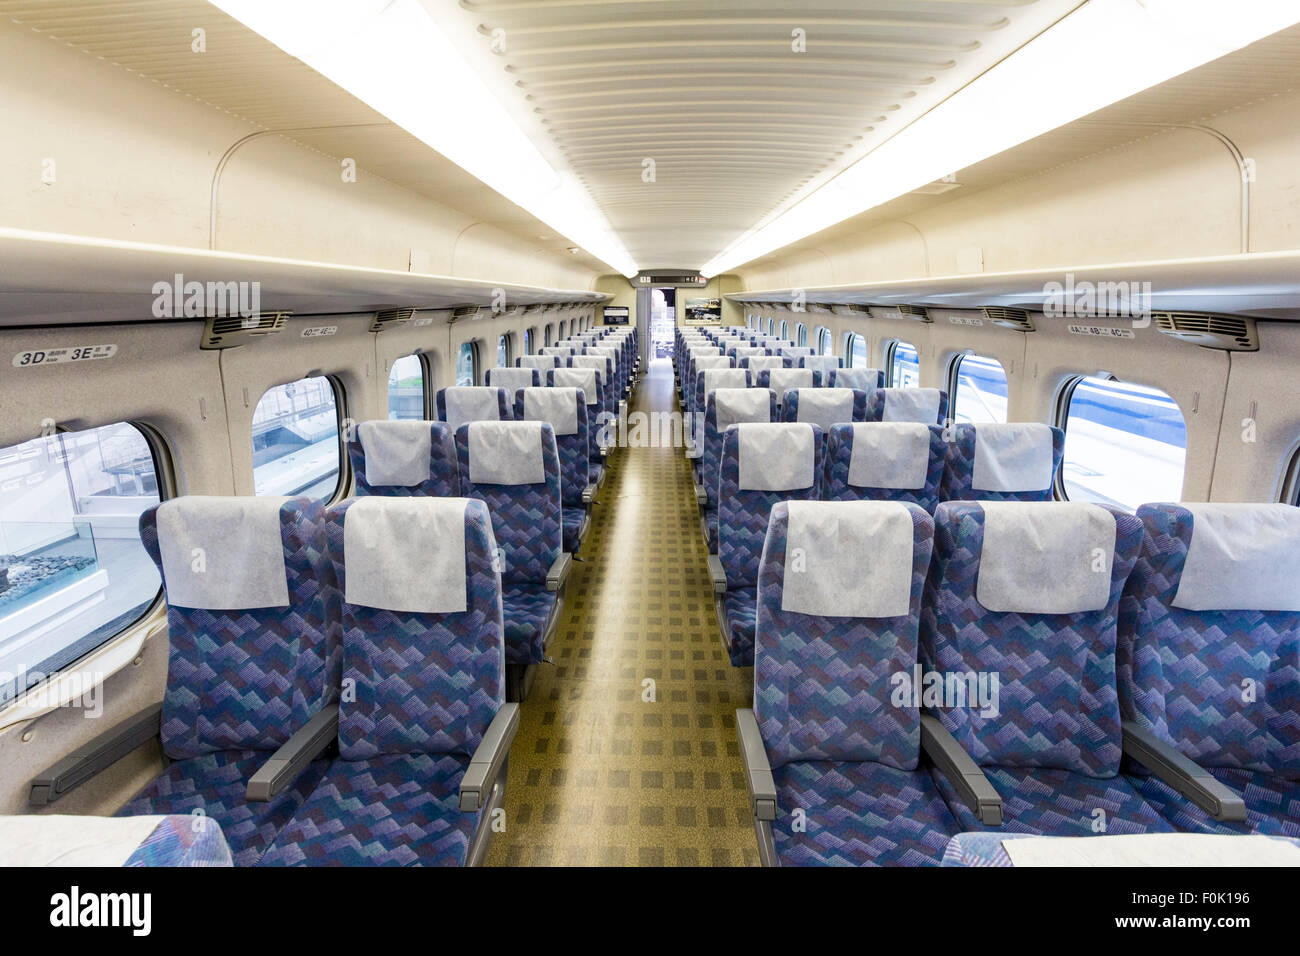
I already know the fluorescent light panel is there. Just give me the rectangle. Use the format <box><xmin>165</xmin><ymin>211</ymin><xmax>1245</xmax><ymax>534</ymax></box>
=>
<box><xmin>209</xmin><ymin>0</ymin><xmax>638</xmax><ymax>277</ymax></box>
<box><xmin>700</xmin><ymin>0</ymin><xmax>1300</xmax><ymax>277</ymax></box>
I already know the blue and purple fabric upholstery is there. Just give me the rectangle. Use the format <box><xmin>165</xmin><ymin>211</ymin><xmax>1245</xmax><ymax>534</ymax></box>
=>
<box><xmin>120</xmin><ymin>497</ymin><xmax>340</xmax><ymax>866</ymax></box>
<box><xmin>123</xmin><ymin>815</ymin><xmax>235</xmax><ymax>867</ymax></box>
<box><xmin>754</xmin><ymin>501</ymin><xmax>957</xmax><ymax>864</ymax></box>
<box><xmin>515</xmin><ymin>388</ymin><xmax>590</xmax><ymax>554</ymax></box>
<box><xmin>455</xmin><ymin>423</ymin><xmax>563</xmax><ymax>665</ymax></box>
<box><xmin>348</xmin><ymin>422</ymin><xmax>458</xmax><ymax>497</ymax></box>
<box><xmin>1118</xmin><ymin>503</ymin><xmax>1300</xmax><ymax>836</ymax></box>
<box><xmin>701</xmin><ymin>388</ymin><xmax>777</xmax><ymax>553</ymax></box>
<box><xmin>259</xmin><ymin>497</ymin><xmax>505</xmax><ymax>866</ymax></box>
<box><xmin>920</xmin><ymin>501</ymin><xmax>1174</xmax><ymax>836</ymax></box>
<box><xmin>717</xmin><ymin>424</ymin><xmax>822</xmax><ymax>665</ymax></box>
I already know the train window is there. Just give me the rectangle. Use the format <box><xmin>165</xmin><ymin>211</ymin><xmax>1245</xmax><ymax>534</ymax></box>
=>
<box><xmin>779</xmin><ymin>319</ymin><xmax>789</xmax><ymax>340</ymax></box>
<box><xmin>497</xmin><ymin>334</ymin><xmax>511</xmax><ymax>369</ymax></box>
<box><xmin>887</xmin><ymin>340</ymin><xmax>920</xmax><ymax>388</ymax></box>
<box><xmin>817</xmin><ymin>327</ymin><xmax>833</xmax><ymax>355</ymax></box>
<box><xmin>387</xmin><ymin>353</ymin><xmax>426</xmax><ymax>421</ymax></box>
<box><xmin>545</xmin><ymin>324</ymin><xmax>554</xmax><ymax>347</ymax></box>
<box><xmin>1060</xmin><ymin>376</ymin><xmax>1187</xmax><ymax>512</ymax></box>
<box><xmin>252</xmin><ymin>376</ymin><xmax>343</xmax><ymax>502</ymax></box>
<box><xmin>950</xmin><ymin>353</ymin><xmax>1008</xmax><ymax>424</ymax></box>
<box><xmin>456</xmin><ymin>342</ymin><xmax>478</xmax><ymax>386</ymax></box>
<box><xmin>847</xmin><ymin>333</ymin><xmax>867</xmax><ymax>368</ymax></box>
<box><xmin>767</xmin><ymin>317</ymin><xmax>775</xmax><ymax>335</ymax></box>
<box><xmin>0</xmin><ymin>423</ymin><xmax>165</xmax><ymax>705</ymax></box>
<box><xmin>524</xmin><ymin>328</ymin><xmax>535</xmax><ymax>354</ymax></box>
<box><xmin>796</xmin><ymin>323</ymin><xmax>807</xmax><ymax>347</ymax></box>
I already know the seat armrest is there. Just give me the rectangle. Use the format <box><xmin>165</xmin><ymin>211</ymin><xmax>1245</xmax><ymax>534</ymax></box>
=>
<box><xmin>1122</xmin><ymin>720</ymin><xmax>1247</xmax><ymax>822</ymax></box>
<box><xmin>694</xmin><ymin>482</ymin><xmax>708</xmax><ymax>507</ymax></box>
<box><xmin>920</xmin><ymin>714</ymin><xmax>1003</xmax><ymax>826</ymax></box>
<box><xmin>245</xmin><ymin>703</ymin><xmax>339</xmax><ymax>802</ymax></box>
<box><xmin>582</xmin><ymin>483</ymin><xmax>597</xmax><ymax>506</ymax></box>
<box><xmin>736</xmin><ymin>709</ymin><xmax>777</xmax><ymax>822</ymax></box>
<box><xmin>547</xmin><ymin>552</ymin><xmax>573</xmax><ymax>592</ymax></box>
<box><xmin>460</xmin><ymin>703</ymin><xmax>521</xmax><ymax>812</ymax></box>
<box><xmin>706</xmin><ymin>555</ymin><xmax>727</xmax><ymax>595</ymax></box>
<box><xmin>29</xmin><ymin>703</ymin><xmax>162</xmax><ymax>806</ymax></box>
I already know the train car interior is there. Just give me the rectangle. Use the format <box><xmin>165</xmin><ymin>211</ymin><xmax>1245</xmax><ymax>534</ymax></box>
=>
<box><xmin>2</xmin><ymin>0</ymin><xmax>1300</xmax><ymax>901</ymax></box>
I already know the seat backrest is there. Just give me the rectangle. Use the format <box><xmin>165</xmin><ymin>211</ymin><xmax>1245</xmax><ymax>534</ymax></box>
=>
<box><xmin>755</xmin><ymin>500</ymin><xmax>935</xmax><ymax>770</ymax></box>
<box><xmin>436</xmin><ymin>386</ymin><xmax>511</xmax><ymax>431</ymax></box>
<box><xmin>800</xmin><ymin>355</ymin><xmax>842</xmax><ymax>374</ymax></box>
<box><xmin>326</xmin><ymin>496</ymin><xmax>502</xmax><ymax>760</ymax></box>
<box><xmin>515</xmin><ymin>387</ymin><xmax>589</xmax><ymax>507</ymax></box>
<box><xmin>703</xmin><ymin>388</ymin><xmax>776</xmax><ymax>508</ymax></box>
<box><xmin>1118</xmin><ymin>503</ymin><xmax>1300</xmax><ymax>776</ymax></box>
<box><xmin>718</xmin><ymin>423</ymin><xmax>824</xmax><ymax>587</ymax></box>
<box><xmin>454</xmin><ymin>421</ymin><xmax>562</xmax><ymax>586</ymax></box>
<box><xmin>694</xmin><ymin>366</ymin><xmax>750</xmax><ymax>421</ymax></box>
<box><xmin>139</xmin><ymin>496</ymin><xmax>340</xmax><ymax>760</ymax></box>
<box><xmin>828</xmin><ymin>367</ymin><xmax>883</xmax><ymax>390</ymax></box>
<box><xmin>920</xmin><ymin>501</ymin><xmax>1142</xmax><ymax>776</ymax></box>
<box><xmin>864</xmin><ymin>387</ymin><xmax>948</xmax><ymax>424</ymax></box>
<box><xmin>742</xmin><ymin>355</ymin><xmax>787</xmax><ymax>373</ymax></box>
<box><xmin>485</xmin><ymin>366</ymin><xmax>539</xmax><ymax>393</ymax></box>
<box><xmin>548</xmin><ymin>367</ymin><xmax>606</xmax><ymax>461</ymax></box>
<box><xmin>939</xmin><ymin>422</ymin><xmax>1064</xmax><ymax>502</ymax></box>
<box><xmin>825</xmin><ymin>423</ymin><xmax>947</xmax><ymax>514</ymax></box>
<box><xmin>517</xmin><ymin>354</ymin><xmax>561</xmax><ymax>371</ymax></box>
<box><xmin>758</xmin><ymin>367</ymin><xmax>817</xmax><ymax>407</ymax></box>
<box><xmin>348</xmin><ymin>420</ymin><xmax>458</xmax><ymax>497</ymax></box>
<box><xmin>781</xmin><ymin>387</ymin><xmax>868</xmax><ymax>433</ymax></box>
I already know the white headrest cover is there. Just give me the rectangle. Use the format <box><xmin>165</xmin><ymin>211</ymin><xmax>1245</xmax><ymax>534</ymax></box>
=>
<box><xmin>156</xmin><ymin>496</ymin><xmax>290</xmax><ymax>609</ymax></box>
<box><xmin>801</xmin><ymin>355</ymin><xmax>841</xmax><ymax>373</ymax></box>
<box><xmin>847</xmin><ymin>423</ymin><xmax>931</xmax><ymax>490</ymax></box>
<box><xmin>745</xmin><ymin>355</ymin><xmax>785</xmax><ymax>372</ymax></box>
<box><xmin>570</xmin><ymin>355</ymin><xmax>610</xmax><ymax>376</ymax></box>
<box><xmin>344</xmin><ymin>497</ymin><xmax>468</xmax><ymax>614</ymax></box>
<box><xmin>767</xmin><ymin>368</ymin><xmax>815</xmax><ymax>399</ymax></box>
<box><xmin>714</xmin><ymin>388</ymin><xmax>771</xmax><ymax>431</ymax></box>
<box><xmin>1172</xmin><ymin>503</ymin><xmax>1300</xmax><ymax>612</ymax></box>
<box><xmin>972</xmin><ymin>423</ymin><xmax>1055</xmax><ymax>492</ymax></box>
<box><xmin>832</xmin><ymin>367</ymin><xmax>881</xmax><ymax>390</ymax></box>
<box><xmin>486</xmin><ymin>367</ymin><xmax>536</xmax><ymax>392</ymax></box>
<box><xmin>701</xmin><ymin>367</ymin><xmax>749</xmax><ymax>394</ymax></box>
<box><xmin>443</xmin><ymin>387</ymin><xmax>503</xmax><ymax>431</ymax></box>
<box><xmin>551</xmin><ymin>367</ymin><xmax>600</xmax><ymax>405</ymax></box>
<box><xmin>734</xmin><ymin>347</ymin><xmax>767</xmax><ymax>357</ymax></box>
<box><xmin>693</xmin><ymin>356</ymin><xmax>733</xmax><ymax>373</ymax></box>
<box><xmin>518</xmin><ymin>354</ymin><xmax>560</xmax><ymax>370</ymax></box>
<box><xmin>882</xmin><ymin>388</ymin><xmax>942</xmax><ymax>424</ymax></box>
<box><xmin>782</xmin><ymin>501</ymin><xmax>914</xmax><ymax>618</ymax></box>
<box><xmin>521</xmin><ymin>387</ymin><xmax>580</xmax><ymax>436</ymax></box>
<box><xmin>976</xmin><ymin>502</ymin><xmax>1117</xmax><ymax>615</ymax></box>
<box><xmin>737</xmin><ymin>423</ymin><xmax>816</xmax><ymax>491</ymax></box>
<box><xmin>794</xmin><ymin>388</ymin><xmax>856</xmax><ymax>432</ymax></box>
<box><xmin>467</xmin><ymin>421</ymin><xmax>546</xmax><ymax>485</ymax></box>
<box><xmin>688</xmin><ymin>346</ymin><xmax>722</xmax><ymax>358</ymax></box>
<box><xmin>357</xmin><ymin>420</ymin><xmax>432</xmax><ymax>488</ymax></box>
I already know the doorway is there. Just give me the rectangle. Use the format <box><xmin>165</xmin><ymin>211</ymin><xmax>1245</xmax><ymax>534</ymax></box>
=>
<box><xmin>649</xmin><ymin>287</ymin><xmax>675</xmax><ymax>359</ymax></box>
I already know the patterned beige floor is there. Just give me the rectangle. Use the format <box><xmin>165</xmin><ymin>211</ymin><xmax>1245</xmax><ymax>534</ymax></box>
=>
<box><xmin>485</xmin><ymin>357</ymin><xmax>759</xmax><ymax>866</ymax></box>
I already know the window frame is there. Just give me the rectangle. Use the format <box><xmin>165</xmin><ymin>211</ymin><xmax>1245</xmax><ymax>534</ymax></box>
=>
<box><xmin>456</xmin><ymin>341</ymin><xmax>480</xmax><ymax>387</ymax></box>
<box><xmin>544</xmin><ymin>324</ymin><xmax>554</xmax><ymax>347</ymax></box>
<box><xmin>884</xmin><ymin>339</ymin><xmax>920</xmax><ymax>389</ymax></box>
<box><xmin>252</xmin><ymin>373</ymin><xmax>349</xmax><ymax>505</ymax></box>
<box><xmin>524</xmin><ymin>328</ymin><xmax>535</xmax><ymax>354</ymax></box>
<box><xmin>796</xmin><ymin>323</ymin><xmax>807</xmax><ymax>347</ymax></box>
<box><xmin>497</xmin><ymin>333</ymin><xmax>511</xmax><ymax>370</ymax></box>
<box><xmin>947</xmin><ymin>350</ymin><xmax>1009</xmax><ymax>425</ymax></box>
<box><xmin>779</xmin><ymin>319</ymin><xmax>789</xmax><ymax>341</ymax></box>
<box><xmin>846</xmin><ymin>332</ymin><xmax>867</xmax><ymax>368</ymax></box>
<box><xmin>1053</xmin><ymin>373</ymin><xmax>1189</xmax><ymax>509</ymax></box>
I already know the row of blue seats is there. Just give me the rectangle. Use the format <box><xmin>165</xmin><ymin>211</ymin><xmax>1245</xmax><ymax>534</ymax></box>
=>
<box><xmin>33</xmin><ymin>494</ymin><xmax>519</xmax><ymax>867</ymax></box>
<box><xmin>736</xmin><ymin>495</ymin><xmax>1300</xmax><ymax>865</ymax></box>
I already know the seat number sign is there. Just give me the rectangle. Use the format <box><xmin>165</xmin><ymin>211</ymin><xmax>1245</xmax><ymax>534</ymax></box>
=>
<box><xmin>13</xmin><ymin>344</ymin><xmax>118</xmax><ymax>367</ymax></box>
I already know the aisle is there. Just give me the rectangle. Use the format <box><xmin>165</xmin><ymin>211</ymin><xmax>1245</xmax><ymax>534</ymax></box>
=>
<box><xmin>485</xmin><ymin>357</ymin><xmax>758</xmax><ymax>866</ymax></box>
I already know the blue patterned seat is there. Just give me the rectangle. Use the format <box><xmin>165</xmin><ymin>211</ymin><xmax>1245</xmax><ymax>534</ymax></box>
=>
<box><xmin>824</xmin><ymin>423</ymin><xmax>947</xmax><ymax>513</ymax></box>
<box><xmin>864</xmin><ymin>388</ymin><xmax>948</xmax><ymax>425</ymax></box>
<box><xmin>748</xmin><ymin>500</ymin><xmax>957</xmax><ymax>865</ymax></box>
<box><xmin>260</xmin><ymin>497</ymin><xmax>508</xmax><ymax>867</ymax></box>
<box><xmin>780</xmin><ymin>387</ymin><xmax>868</xmax><ymax>434</ymax></box>
<box><xmin>515</xmin><ymin>387</ymin><xmax>590</xmax><ymax>553</ymax></box>
<box><xmin>921</xmin><ymin>501</ymin><xmax>1173</xmax><ymax>836</ymax></box>
<box><xmin>701</xmin><ymin>387</ymin><xmax>775</xmax><ymax>553</ymax></box>
<box><xmin>548</xmin><ymin>367</ymin><xmax>607</xmax><ymax>468</ymax></box>
<box><xmin>119</xmin><ymin>496</ymin><xmax>341</xmax><ymax>866</ymax></box>
<box><xmin>1118</xmin><ymin>503</ymin><xmax>1300</xmax><ymax>836</ymax></box>
<box><xmin>435</xmin><ymin>386</ymin><xmax>511</xmax><ymax>431</ymax></box>
<box><xmin>715</xmin><ymin>423</ymin><xmax>822</xmax><ymax>665</ymax></box>
<box><xmin>455</xmin><ymin>422</ymin><xmax>564</xmax><ymax>667</ymax></box>
<box><xmin>347</xmin><ymin>421</ymin><xmax>458</xmax><ymax>497</ymax></box>
<box><xmin>938</xmin><ymin>422</ymin><xmax>1064</xmax><ymax>502</ymax></box>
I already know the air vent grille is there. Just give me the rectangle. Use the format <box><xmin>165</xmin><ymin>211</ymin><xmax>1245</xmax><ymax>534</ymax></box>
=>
<box><xmin>370</xmin><ymin>308</ymin><xmax>417</xmax><ymax>332</ymax></box>
<box><xmin>452</xmin><ymin>306</ymin><xmax>481</xmax><ymax>321</ymax></box>
<box><xmin>1154</xmin><ymin>312</ymin><xmax>1258</xmax><ymax>351</ymax></box>
<box><xmin>897</xmin><ymin>304</ymin><xmax>931</xmax><ymax>322</ymax></box>
<box><xmin>982</xmin><ymin>307</ymin><xmax>1034</xmax><ymax>331</ymax></box>
<box><xmin>202</xmin><ymin>312</ymin><xmax>289</xmax><ymax>349</ymax></box>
